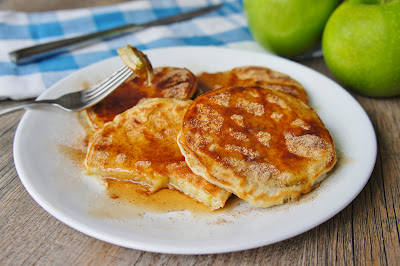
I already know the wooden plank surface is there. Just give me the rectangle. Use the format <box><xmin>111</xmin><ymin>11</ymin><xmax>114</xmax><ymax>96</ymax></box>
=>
<box><xmin>1</xmin><ymin>0</ymin><xmax>399</xmax><ymax>265</ymax></box>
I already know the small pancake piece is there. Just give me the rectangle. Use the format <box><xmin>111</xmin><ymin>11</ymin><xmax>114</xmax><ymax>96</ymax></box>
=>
<box><xmin>178</xmin><ymin>86</ymin><xmax>336</xmax><ymax>207</ymax></box>
<box><xmin>197</xmin><ymin>66</ymin><xmax>308</xmax><ymax>104</ymax></box>
<box><xmin>166</xmin><ymin>161</ymin><xmax>231</xmax><ymax>210</ymax></box>
<box><xmin>85</xmin><ymin>67</ymin><xmax>197</xmax><ymax>130</ymax></box>
<box><xmin>85</xmin><ymin>98</ymin><xmax>230</xmax><ymax>209</ymax></box>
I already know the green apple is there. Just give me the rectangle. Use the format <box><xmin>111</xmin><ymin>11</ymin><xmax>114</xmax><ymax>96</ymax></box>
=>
<box><xmin>322</xmin><ymin>0</ymin><xmax>400</xmax><ymax>97</ymax></box>
<box><xmin>244</xmin><ymin>0</ymin><xmax>340</xmax><ymax>57</ymax></box>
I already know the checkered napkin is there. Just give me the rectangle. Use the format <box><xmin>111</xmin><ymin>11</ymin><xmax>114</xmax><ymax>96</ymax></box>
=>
<box><xmin>0</xmin><ymin>0</ymin><xmax>257</xmax><ymax>100</ymax></box>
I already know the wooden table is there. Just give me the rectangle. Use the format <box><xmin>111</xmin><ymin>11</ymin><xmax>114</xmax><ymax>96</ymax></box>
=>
<box><xmin>1</xmin><ymin>1</ymin><xmax>399</xmax><ymax>264</ymax></box>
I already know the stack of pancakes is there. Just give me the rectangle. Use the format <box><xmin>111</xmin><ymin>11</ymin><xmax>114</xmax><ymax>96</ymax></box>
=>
<box><xmin>84</xmin><ymin>60</ymin><xmax>336</xmax><ymax>210</ymax></box>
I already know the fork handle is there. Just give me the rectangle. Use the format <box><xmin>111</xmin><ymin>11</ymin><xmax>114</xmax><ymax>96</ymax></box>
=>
<box><xmin>0</xmin><ymin>100</ymin><xmax>54</xmax><ymax>116</ymax></box>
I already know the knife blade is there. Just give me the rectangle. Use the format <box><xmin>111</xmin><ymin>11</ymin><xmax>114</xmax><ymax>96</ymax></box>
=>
<box><xmin>9</xmin><ymin>4</ymin><xmax>222</xmax><ymax>64</ymax></box>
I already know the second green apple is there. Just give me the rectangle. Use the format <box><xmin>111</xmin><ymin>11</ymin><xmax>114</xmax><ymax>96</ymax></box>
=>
<box><xmin>244</xmin><ymin>0</ymin><xmax>340</xmax><ymax>57</ymax></box>
<box><xmin>322</xmin><ymin>0</ymin><xmax>400</xmax><ymax>97</ymax></box>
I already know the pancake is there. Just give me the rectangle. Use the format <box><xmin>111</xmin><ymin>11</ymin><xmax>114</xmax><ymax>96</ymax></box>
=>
<box><xmin>197</xmin><ymin>66</ymin><xmax>308</xmax><ymax>104</ymax></box>
<box><xmin>177</xmin><ymin>86</ymin><xmax>336</xmax><ymax>207</ymax></box>
<box><xmin>85</xmin><ymin>98</ymin><xmax>230</xmax><ymax>210</ymax></box>
<box><xmin>85</xmin><ymin>67</ymin><xmax>197</xmax><ymax>130</ymax></box>
<box><xmin>166</xmin><ymin>161</ymin><xmax>231</xmax><ymax>210</ymax></box>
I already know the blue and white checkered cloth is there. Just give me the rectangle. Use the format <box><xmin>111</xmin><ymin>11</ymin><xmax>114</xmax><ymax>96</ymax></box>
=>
<box><xmin>0</xmin><ymin>0</ymin><xmax>261</xmax><ymax>100</ymax></box>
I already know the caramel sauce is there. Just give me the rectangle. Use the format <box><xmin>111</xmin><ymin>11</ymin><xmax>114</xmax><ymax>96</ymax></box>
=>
<box><xmin>89</xmin><ymin>78</ymin><xmax>148</xmax><ymax>127</ymax></box>
<box><xmin>106</xmin><ymin>179</ymin><xmax>213</xmax><ymax>214</ymax></box>
<box><xmin>87</xmin><ymin>179</ymin><xmax>242</xmax><ymax>219</ymax></box>
<box><xmin>86</xmin><ymin>67</ymin><xmax>197</xmax><ymax>129</ymax></box>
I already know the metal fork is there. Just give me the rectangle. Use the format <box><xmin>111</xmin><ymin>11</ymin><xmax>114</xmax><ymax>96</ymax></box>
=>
<box><xmin>0</xmin><ymin>65</ymin><xmax>132</xmax><ymax>116</ymax></box>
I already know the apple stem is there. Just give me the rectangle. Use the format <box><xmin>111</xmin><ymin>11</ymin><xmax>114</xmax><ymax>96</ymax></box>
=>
<box><xmin>382</xmin><ymin>0</ymin><xmax>385</xmax><ymax>3</ymax></box>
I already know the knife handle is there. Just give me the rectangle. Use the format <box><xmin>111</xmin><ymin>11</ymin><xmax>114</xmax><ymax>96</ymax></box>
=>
<box><xmin>9</xmin><ymin>23</ymin><xmax>142</xmax><ymax>64</ymax></box>
<box><xmin>8</xmin><ymin>4</ymin><xmax>222</xmax><ymax>65</ymax></box>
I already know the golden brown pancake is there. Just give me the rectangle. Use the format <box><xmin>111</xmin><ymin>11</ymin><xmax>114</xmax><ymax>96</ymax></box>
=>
<box><xmin>166</xmin><ymin>161</ymin><xmax>231</xmax><ymax>210</ymax></box>
<box><xmin>177</xmin><ymin>86</ymin><xmax>336</xmax><ymax>207</ymax></box>
<box><xmin>85</xmin><ymin>98</ymin><xmax>230</xmax><ymax>209</ymax></box>
<box><xmin>197</xmin><ymin>66</ymin><xmax>308</xmax><ymax>104</ymax></box>
<box><xmin>85</xmin><ymin>67</ymin><xmax>197</xmax><ymax>130</ymax></box>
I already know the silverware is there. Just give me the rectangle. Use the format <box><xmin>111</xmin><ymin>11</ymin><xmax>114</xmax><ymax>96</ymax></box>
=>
<box><xmin>0</xmin><ymin>65</ymin><xmax>132</xmax><ymax>116</ymax></box>
<box><xmin>9</xmin><ymin>4</ymin><xmax>222</xmax><ymax>64</ymax></box>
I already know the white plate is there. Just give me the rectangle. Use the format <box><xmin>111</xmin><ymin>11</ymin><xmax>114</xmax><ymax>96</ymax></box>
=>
<box><xmin>13</xmin><ymin>46</ymin><xmax>377</xmax><ymax>254</ymax></box>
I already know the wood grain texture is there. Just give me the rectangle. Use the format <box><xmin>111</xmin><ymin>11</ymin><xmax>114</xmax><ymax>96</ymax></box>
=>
<box><xmin>1</xmin><ymin>0</ymin><xmax>399</xmax><ymax>265</ymax></box>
